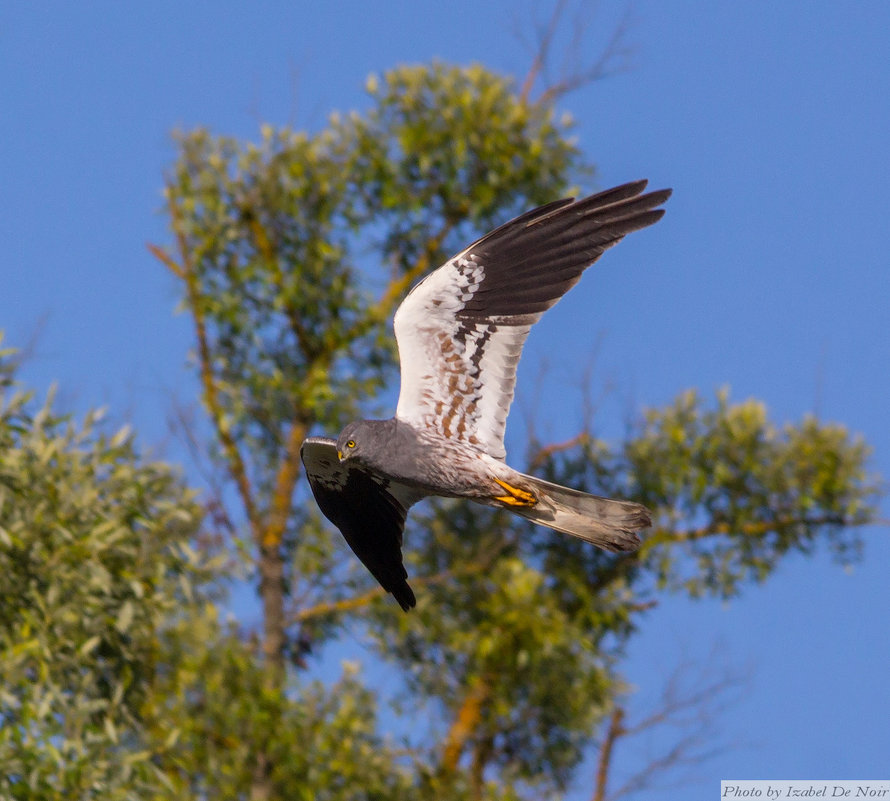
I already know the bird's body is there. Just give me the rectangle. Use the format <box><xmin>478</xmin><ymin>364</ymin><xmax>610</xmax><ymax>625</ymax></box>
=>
<box><xmin>335</xmin><ymin>418</ymin><xmax>475</xmax><ymax>497</ymax></box>
<box><xmin>336</xmin><ymin>417</ymin><xmax>512</xmax><ymax>502</ymax></box>
<box><xmin>301</xmin><ymin>180</ymin><xmax>671</xmax><ymax>610</ymax></box>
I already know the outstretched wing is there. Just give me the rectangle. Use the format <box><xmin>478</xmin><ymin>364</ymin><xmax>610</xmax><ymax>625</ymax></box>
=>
<box><xmin>393</xmin><ymin>180</ymin><xmax>671</xmax><ymax>459</ymax></box>
<box><xmin>300</xmin><ymin>436</ymin><xmax>424</xmax><ymax>611</ymax></box>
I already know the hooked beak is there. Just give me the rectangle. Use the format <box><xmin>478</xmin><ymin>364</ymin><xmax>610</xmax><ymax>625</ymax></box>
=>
<box><xmin>337</xmin><ymin>450</ymin><xmax>343</xmax><ymax>461</ymax></box>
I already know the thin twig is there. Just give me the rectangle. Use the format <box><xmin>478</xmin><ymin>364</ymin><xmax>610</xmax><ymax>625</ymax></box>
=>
<box><xmin>519</xmin><ymin>0</ymin><xmax>569</xmax><ymax>104</ymax></box>
<box><xmin>590</xmin><ymin>513</ymin><xmax>866</xmax><ymax>597</ymax></box>
<box><xmin>154</xmin><ymin>190</ymin><xmax>262</xmax><ymax>541</ymax></box>
<box><xmin>517</xmin><ymin>1</ymin><xmax>636</xmax><ymax>107</ymax></box>
<box><xmin>604</xmin><ymin>651</ymin><xmax>749</xmax><ymax>801</ymax></box>
<box><xmin>527</xmin><ymin>432</ymin><xmax>590</xmax><ymax>471</ymax></box>
<box><xmin>291</xmin><ymin>542</ymin><xmax>504</xmax><ymax>624</ymax></box>
<box><xmin>537</xmin><ymin>7</ymin><xmax>635</xmax><ymax>106</ymax></box>
<box><xmin>147</xmin><ymin>242</ymin><xmax>185</xmax><ymax>279</ymax></box>
<box><xmin>592</xmin><ymin>707</ymin><xmax>625</xmax><ymax>801</ymax></box>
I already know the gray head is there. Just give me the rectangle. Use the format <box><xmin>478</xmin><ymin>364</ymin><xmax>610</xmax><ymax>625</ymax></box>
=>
<box><xmin>336</xmin><ymin>419</ymin><xmax>398</xmax><ymax>469</ymax></box>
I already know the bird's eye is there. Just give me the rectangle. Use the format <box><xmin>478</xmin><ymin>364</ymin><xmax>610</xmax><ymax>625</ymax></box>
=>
<box><xmin>346</xmin><ymin>439</ymin><xmax>356</xmax><ymax>449</ymax></box>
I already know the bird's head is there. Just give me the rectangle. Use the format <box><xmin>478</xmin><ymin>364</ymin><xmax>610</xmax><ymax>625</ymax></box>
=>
<box><xmin>336</xmin><ymin>419</ymin><xmax>395</xmax><ymax>467</ymax></box>
<box><xmin>336</xmin><ymin>421</ymin><xmax>367</xmax><ymax>463</ymax></box>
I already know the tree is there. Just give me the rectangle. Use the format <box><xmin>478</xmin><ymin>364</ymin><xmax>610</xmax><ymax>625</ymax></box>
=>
<box><xmin>148</xmin><ymin>60</ymin><xmax>880</xmax><ymax>800</ymax></box>
<box><xmin>0</xmin><ymin>337</ymin><xmax>208</xmax><ymax>797</ymax></box>
<box><xmin>0</xmin><ymin>25</ymin><xmax>878</xmax><ymax>799</ymax></box>
<box><xmin>0</xmin><ymin>339</ymin><xmax>426</xmax><ymax>800</ymax></box>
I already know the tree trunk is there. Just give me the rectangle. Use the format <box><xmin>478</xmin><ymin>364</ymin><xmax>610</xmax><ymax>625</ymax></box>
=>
<box><xmin>441</xmin><ymin>676</ymin><xmax>490</xmax><ymax>774</ymax></box>
<box><xmin>259</xmin><ymin>541</ymin><xmax>287</xmax><ymax>677</ymax></box>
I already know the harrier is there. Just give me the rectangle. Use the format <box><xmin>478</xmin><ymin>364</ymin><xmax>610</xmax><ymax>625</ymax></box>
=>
<box><xmin>301</xmin><ymin>180</ymin><xmax>670</xmax><ymax>610</ymax></box>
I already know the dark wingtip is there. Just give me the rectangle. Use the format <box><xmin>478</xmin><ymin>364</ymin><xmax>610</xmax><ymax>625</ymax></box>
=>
<box><xmin>637</xmin><ymin>208</ymin><xmax>667</xmax><ymax>227</ymax></box>
<box><xmin>393</xmin><ymin>582</ymin><xmax>417</xmax><ymax>612</ymax></box>
<box><xmin>646</xmin><ymin>187</ymin><xmax>673</xmax><ymax>206</ymax></box>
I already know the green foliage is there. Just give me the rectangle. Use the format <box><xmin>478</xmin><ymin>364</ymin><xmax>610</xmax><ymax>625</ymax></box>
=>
<box><xmin>150</xmin><ymin>620</ymin><xmax>416</xmax><ymax>800</ymax></box>
<box><xmin>625</xmin><ymin>389</ymin><xmax>876</xmax><ymax>597</ymax></box>
<box><xmin>0</xmin><ymin>344</ymin><xmax>423</xmax><ymax>800</ymax></box>
<box><xmin>0</xmin><ymin>341</ymin><xmax>209</xmax><ymax>797</ymax></box>
<box><xmin>345</xmin><ymin>62</ymin><xmax>585</xmax><ymax>271</ymax></box>
<box><xmin>168</xmin><ymin>124</ymin><xmax>387</xmax><ymax>480</ymax></box>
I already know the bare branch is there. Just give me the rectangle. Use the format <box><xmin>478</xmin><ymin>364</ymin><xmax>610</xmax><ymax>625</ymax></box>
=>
<box><xmin>592</xmin><ymin>706</ymin><xmax>626</xmax><ymax>801</ymax></box>
<box><xmin>166</xmin><ymin>397</ymin><xmax>239</xmax><ymax>540</ymax></box>
<box><xmin>596</xmin><ymin>648</ymin><xmax>750</xmax><ymax>801</ymax></box>
<box><xmin>538</xmin><ymin>5</ymin><xmax>636</xmax><ymax>106</ymax></box>
<box><xmin>151</xmin><ymin>192</ymin><xmax>262</xmax><ymax>543</ymax></box>
<box><xmin>147</xmin><ymin>242</ymin><xmax>185</xmax><ymax>279</ymax></box>
<box><xmin>528</xmin><ymin>431</ymin><xmax>591</xmax><ymax>472</ymax></box>
<box><xmin>516</xmin><ymin>1</ymin><xmax>637</xmax><ymax>107</ymax></box>
<box><xmin>520</xmin><ymin>0</ymin><xmax>570</xmax><ymax>104</ymax></box>
<box><xmin>291</xmin><ymin>537</ymin><xmax>507</xmax><ymax>624</ymax></box>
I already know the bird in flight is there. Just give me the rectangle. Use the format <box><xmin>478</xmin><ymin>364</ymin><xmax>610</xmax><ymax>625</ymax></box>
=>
<box><xmin>301</xmin><ymin>180</ymin><xmax>670</xmax><ymax>611</ymax></box>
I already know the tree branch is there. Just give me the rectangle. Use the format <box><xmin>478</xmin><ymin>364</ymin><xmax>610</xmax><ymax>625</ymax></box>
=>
<box><xmin>291</xmin><ymin>541</ymin><xmax>505</xmax><ymax>623</ymax></box>
<box><xmin>537</xmin><ymin>6</ymin><xmax>635</xmax><ymax>107</ymax></box>
<box><xmin>147</xmin><ymin>242</ymin><xmax>185</xmax><ymax>280</ymax></box>
<box><xmin>151</xmin><ymin>192</ymin><xmax>261</xmax><ymax>542</ymax></box>
<box><xmin>528</xmin><ymin>431</ymin><xmax>591</xmax><ymax>472</ymax></box>
<box><xmin>470</xmin><ymin>734</ymin><xmax>494</xmax><ymax>801</ymax></box>
<box><xmin>517</xmin><ymin>1</ymin><xmax>636</xmax><ymax>107</ymax></box>
<box><xmin>519</xmin><ymin>0</ymin><xmax>569</xmax><ymax>105</ymax></box>
<box><xmin>603</xmin><ymin>652</ymin><xmax>748</xmax><ymax>801</ymax></box>
<box><xmin>441</xmin><ymin>675</ymin><xmax>491</xmax><ymax>775</ymax></box>
<box><xmin>592</xmin><ymin>706</ymin><xmax>625</xmax><ymax>801</ymax></box>
<box><xmin>589</xmin><ymin>511</ymin><xmax>862</xmax><ymax>598</ymax></box>
<box><xmin>292</xmin><ymin>584</ymin><xmax>388</xmax><ymax>622</ymax></box>
<box><xmin>244</xmin><ymin>211</ymin><xmax>319</xmax><ymax>362</ymax></box>
<box><xmin>263</xmin><ymin>420</ymin><xmax>308</xmax><ymax>549</ymax></box>
<box><xmin>641</xmin><ymin>513</ymin><xmax>852</xmax><ymax>552</ymax></box>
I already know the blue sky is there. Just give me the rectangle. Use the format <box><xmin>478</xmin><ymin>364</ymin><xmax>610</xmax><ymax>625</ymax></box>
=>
<box><xmin>2</xmin><ymin>2</ymin><xmax>889</xmax><ymax>797</ymax></box>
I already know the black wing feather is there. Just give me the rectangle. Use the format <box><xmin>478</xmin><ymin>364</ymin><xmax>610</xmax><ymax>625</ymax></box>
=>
<box><xmin>300</xmin><ymin>437</ymin><xmax>416</xmax><ymax>611</ymax></box>
<box><xmin>456</xmin><ymin>182</ymin><xmax>671</xmax><ymax>320</ymax></box>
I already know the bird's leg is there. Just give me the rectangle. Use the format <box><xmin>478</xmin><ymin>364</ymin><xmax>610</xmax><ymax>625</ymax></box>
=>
<box><xmin>492</xmin><ymin>477</ymin><xmax>538</xmax><ymax>507</ymax></box>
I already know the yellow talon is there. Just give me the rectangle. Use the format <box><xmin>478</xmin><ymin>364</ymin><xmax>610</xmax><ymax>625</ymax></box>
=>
<box><xmin>493</xmin><ymin>477</ymin><xmax>537</xmax><ymax>507</ymax></box>
<box><xmin>494</xmin><ymin>494</ymin><xmax>531</xmax><ymax>507</ymax></box>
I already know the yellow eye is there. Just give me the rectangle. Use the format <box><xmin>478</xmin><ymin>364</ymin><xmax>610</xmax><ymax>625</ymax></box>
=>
<box><xmin>346</xmin><ymin>439</ymin><xmax>356</xmax><ymax>449</ymax></box>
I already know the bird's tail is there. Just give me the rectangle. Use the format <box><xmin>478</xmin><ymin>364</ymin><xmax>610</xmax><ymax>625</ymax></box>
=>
<box><xmin>510</xmin><ymin>472</ymin><xmax>650</xmax><ymax>552</ymax></box>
